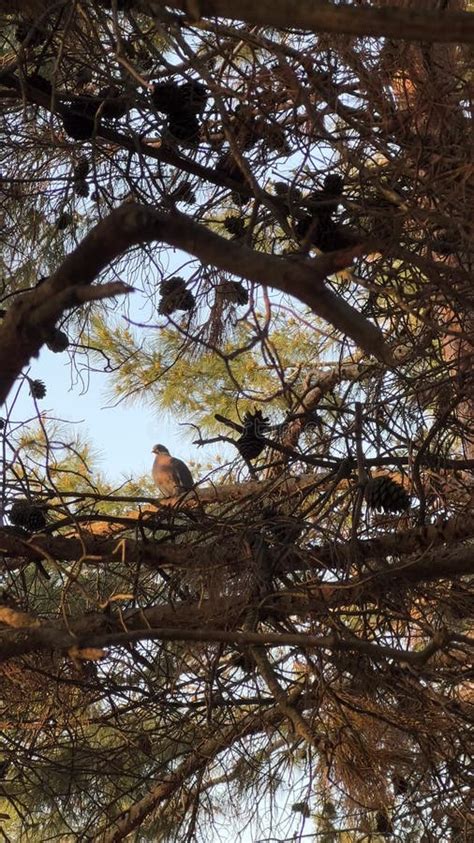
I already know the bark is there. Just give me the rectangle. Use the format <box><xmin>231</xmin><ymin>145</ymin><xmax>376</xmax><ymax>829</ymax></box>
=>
<box><xmin>3</xmin><ymin>1</ymin><xmax>473</xmax><ymax>43</ymax></box>
<box><xmin>154</xmin><ymin>0</ymin><xmax>474</xmax><ymax>44</ymax></box>
<box><xmin>2</xmin><ymin>503</ymin><xmax>473</xmax><ymax>576</ymax></box>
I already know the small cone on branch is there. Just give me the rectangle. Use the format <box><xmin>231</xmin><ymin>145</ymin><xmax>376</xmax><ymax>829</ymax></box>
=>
<box><xmin>62</xmin><ymin>110</ymin><xmax>95</xmax><ymax>141</ymax></box>
<box><xmin>236</xmin><ymin>409</ymin><xmax>271</xmax><ymax>460</ymax></box>
<box><xmin>74</xmin><ymin>179</ymin><xmax>89</xmax><ymax>198</ymax></box>
<box><xmin>167</xmin><ymin>113</ymin><xmax>200</xmax><ymax>145</ymax></box>
<box><xmin>96</xmin><ymin>86</ymin><xmax>130</xmax><ymax>119</ymax></box>
<box><xmin>28</xmin><ymin>379</ymin><xmax>46</xmax><ymax>399</ymax></box>
<box><xmin>46</xmin><ymin>329</ymin><xmax>69</xmax><ymax>353</ymax></box>
<box><xmin>158</xmin><ymin>277</ymin><xmax>195</xmax><ymax>315</ymax></box>
<box><xmin>179</xmin><ymin>80</ymin><xmax>207</xmax><ymax>115</ymax></box>
<box><xmin>375</xmin><ymin>811</ymin><xmax>392</xmax><ymax>834</ymax></box>
<box><xmin>364</xmin><ymin>476</ymin><xmax>411</xmax><ymax>514</ymax></box>
<box><xmin>223</xmin><ymin>216</ymin><xmax>246</xmax><ymax>237</ymax></box>
<box><xmin>216</xmin><ymin>280</ymin><xmax>248</xmax><ymax>306</ymax></box>
<box><xmin>273</xmin><ymin>181</ymin><xmax>302</xmax><ymax>203</ymax></box>
<box><xmin>9</xmin><ymin>501</ymin><xmax>46</xmax><ymax>532</ymax></box>
<box><xmin>73</xmin><ymin>157</ymin><xmax>90</xmax><ymax>180</ymax></box>
<box><xmin>151</xmin><ymin>81</ymin><xmax>180</xmax><ymax>113</ymax></box>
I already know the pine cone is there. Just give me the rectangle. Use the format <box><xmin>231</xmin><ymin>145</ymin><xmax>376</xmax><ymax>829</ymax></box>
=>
<box><xmin>375</xmin><ymin>811</ymin><xmax>392</xmax><ymax>834</ymax></box>
<box><xmin>216</xmin><ymin>154</ymin><xmax>246</xmax><ymax>183</ymax></box>
<box><xmin>9</xmin><ymin>501</ymin><xmax>46</xmax><ymax>532</ymax></box>
<box><xmin>236</xmin><ymin>409</ymin><xmax>270</xmax><ymax>460</ymax></box>
<box><xmin>179</xmin><ymin>81</ymin><xmax>207</xmax><ymax>115</ymax></box>
<box><xmin>257</xmin><ymin>119</ymin><xmax>288</xmax><ymax>153</ymax></box>
<box><xmin>167</xmin><ymin>113</ymin><xmax>200</xmax><ymax>145</ymax></box>
<box><xmin>73</xmin><ymin>157</ymin><xmax>90</xmax><ymax>180</ymax></box>
<box><xmin>365</xmin><ymin>476</ymin><xmax>411</xmax><ymax>513</ymax></box>
<box><xmin>232</xmin><ymin>105</ymin><xmax>261</xmax><ymax>150</ymax></box>
<box><xmin>29</xmin><ymin>379</ymin><xmax>46</xmax><ymax>399</ymax></box>
<box><xmin>62</xmin><ymin>110</ymin><xmax>95</xmax><ymax>140</ymax></box>
<box><xmin>216</xmin><ymin>280</ymin><xmax>248</xmax><ymax>305</ymax></box>
<box><xmin>97</xmin><ymin>86</ymin><xmax>129</xmax><ymax>119</ymax></box>
<box><xmin>160</xmin><ymin>277</ymin><xmax>187</xmax><ymax>296</ymax></box>
<box><xmin>223</xmin><ymin>216</ymin><xmax>246</xmax><ymax>237</ymax></box>
<box><xmin>273</xmin><ymin>182</ymin><xmax>302</xmax><ymax>202</ymax></box>
<box><xmin>323</xmin><ymin>173</ymin><xmax>344</xmax><ymax>195</ymax></box>
<box><xmin>46</xmin><ymin>329</ymin><xmax>69</xmax><ymax>353</ymax></box>
<box><xmin>151</xmin><ymin>81</ymin><xmax>180</xmax><ymax>113</ymax></box>
<box><xmin>159</xmin><ymin>279</ymin><xmax>195</xmax><ymax>315</ymax></box>
<box><xmin>74</xmin><ymin>179</ymin><xmax>90</xmax><ymax>198</ymax></box>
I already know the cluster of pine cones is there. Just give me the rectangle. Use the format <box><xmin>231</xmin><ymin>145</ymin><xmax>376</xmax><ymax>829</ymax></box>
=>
<box><xmin>151</xmin><ymin>80</ymin><xmax>207</xmax><ymax>145</ymax></box>
<box><xmin>158</xmin><ymin>277</ymin><xmax>195</xmax><ymax>316</ymax></box>
<box><xmin>292</xmin><ymin>174</ymin><xmax>352</xmax><ymax>252</ymax></box>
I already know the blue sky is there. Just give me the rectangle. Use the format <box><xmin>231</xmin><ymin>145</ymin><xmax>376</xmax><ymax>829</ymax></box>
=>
<box><xmin>8</xmin><ymin>337</ymin><xmax>197</xmax><ymax>485</ymax></box>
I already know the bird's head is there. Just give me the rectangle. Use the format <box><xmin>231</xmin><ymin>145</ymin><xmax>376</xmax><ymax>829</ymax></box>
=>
<box><xmin>152</xmin><ymin>444</ymin><xmax>170</xmax><ymax>455</ymax></box>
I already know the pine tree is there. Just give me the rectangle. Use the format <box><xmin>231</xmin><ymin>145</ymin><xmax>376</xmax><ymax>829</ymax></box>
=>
<box><xmin>0</xmin><ymin>2</ymin><xmax>472</xmax><ymax>841</ymax></box>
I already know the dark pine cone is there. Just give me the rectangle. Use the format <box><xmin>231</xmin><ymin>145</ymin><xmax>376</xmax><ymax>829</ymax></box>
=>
<box><xmin>151</xmin><ymin>81</ymin><xmax>181</xmax><ymax>113</ymax></box>
<box><xmin>178</xmin><ymin>80</ymin><xmax>207</xmax><ymax>115</ymax></box>
<box><xmin>71</xmin><ymin>90</ymin><xmax>128</xmax><ymax>121</ymax></box>
<box><xmin>62</xmin><ymin>110</ymin><xmax>95</xmax><ymax>140</ymax></box>
<box><xmin>216</xmin><ymin>280</ymin><xmax>248</xmax><ymax>306</ymax></box>
<box><xmin>9</xmin><ymin>501</ymin><xmax>46</xmax><ymax>532</ymax></box>
<box><xmin>303</xmin><ymin>174</ymin><xmax>344</xmax><ymax>222</ymax></box>
<box><xmin>323</xmin><ymin>173</ymin><xmax>345</xmax><ymax>195</ymax></box>
<box><xmin>160</xmin><ymin>277</ymin><xmax>187</xmax><ymax>296</ymax></box>
<box><xmin>29</xmin><ymin>379</ymin><xmax>46</xmax><ymax>399</ymax></box>
<box><xmin>216</xmin><ymin>154</ymin><xmax>246</xmax><ymax>183</ymax></box>
<box><xmin>167</xmin><ymin>113</ymin><xmax>200</xmax><ymax>145</ymax></box>
<box><xmin>223</xmin><ymin>216</ymin><xmax>246</xmax><ymax>236</ymax></box>
<box><xmin>375</xmin><ymin>811</ymin><xmax>393</xmax><ymax>834</ymax></box>
<box><xmin>96</xmin><ymin>86</ymin><xmax>130</xmax><ymax>119</ymax></box>
<box><xmin>73</xmin><ymin>157</ymin><xmax>90</xmax><ymax>180</ymax></box>
<box><xmin>295</xmin><ymin>215</ymin><xmax>354</xmax><ymax>252</ymax></box>
<box><xmin>159</xmin><ymin>278</ymin><xmax>195</xmax><ymax>315</ymax></box>
<box><xmin>236</xmin><ymin>409</ymin><xmax>271</xmax><ymax>460</ymax></box>
<box><xmin>46</xmin><ymin>329</ymin><xmax>69</xmax><ymax>353</ymax></box>
<box><xmin>365</xmin><ymin>476</ymin><xmax>411</xmax><ymax>514</ymax></box>
<box><xmin>74</xmin><ymin>179</ymin><xmax>90</xmax><ymax>198</ymax></box>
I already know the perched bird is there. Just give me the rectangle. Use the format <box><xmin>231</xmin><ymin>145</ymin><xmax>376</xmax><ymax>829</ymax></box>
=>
<box><xmin>151</xmin><ymin>444</ymin><xmax>194</xmax><ymax>497</ymax></box>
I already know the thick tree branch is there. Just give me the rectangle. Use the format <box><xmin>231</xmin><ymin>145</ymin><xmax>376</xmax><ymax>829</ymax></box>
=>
<box><xmin>2</xmin><ymin>506</ymin><xmax>474</xmax><ymax>579</ymax></box>
<box><xmin>158</xmin><ymin>0</ymin><xmax>474</xmax><ymax>44</ymax></box>
<box><xmin>0</xmin><ymin>203</ymin><xmax>390</xmax><ymax>405</ymax></box>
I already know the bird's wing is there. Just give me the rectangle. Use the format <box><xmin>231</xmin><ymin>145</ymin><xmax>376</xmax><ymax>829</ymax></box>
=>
<box><xmin>171</xmin><ymin>457</ymin><xmax>194</xmax><ymax>489</ymax></box>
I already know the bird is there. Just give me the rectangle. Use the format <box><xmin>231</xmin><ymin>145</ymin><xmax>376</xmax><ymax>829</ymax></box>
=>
<box><xmin>151</xmin><ymin>444</ymin><xmax>194</xmax><ymax>497</ymax></box>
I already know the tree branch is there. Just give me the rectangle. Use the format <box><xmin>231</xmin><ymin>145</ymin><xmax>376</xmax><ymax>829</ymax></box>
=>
<box><xmin>0</xmin><ymin>203</ymin><xmax>391</xmax><ymax>405</ymax></box>
<box><xmin>159</xmin><ymin>0</ymin><xmax>474</xmax><ymax>44</ymax></box>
